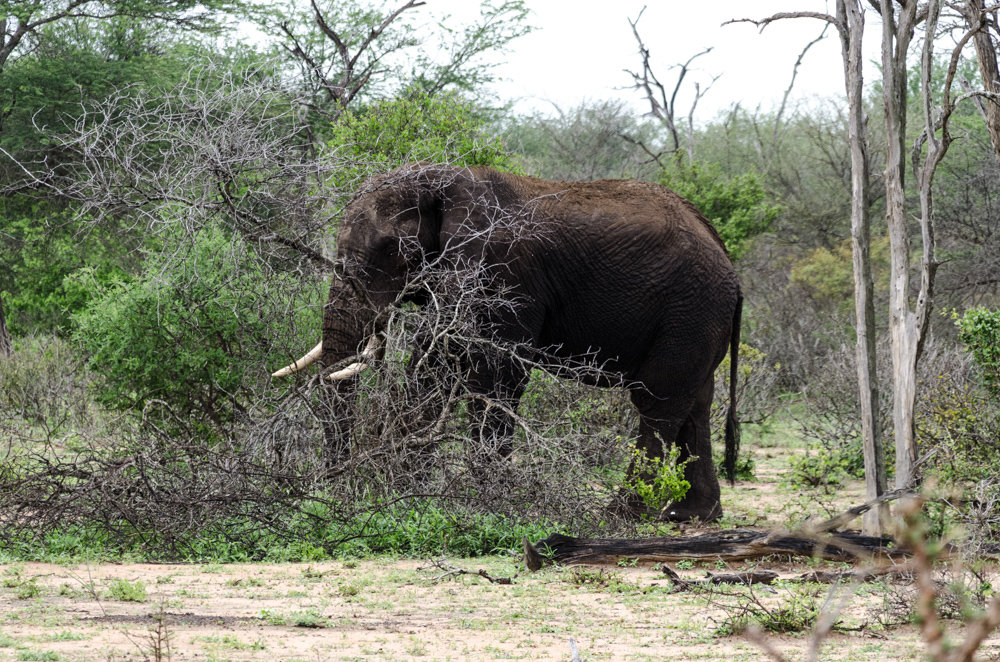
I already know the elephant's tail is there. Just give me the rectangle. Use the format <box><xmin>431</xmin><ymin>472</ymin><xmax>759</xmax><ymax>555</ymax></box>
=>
<box><xmin>724</xmin><ymin>291</ymin><xmax>743</xmax><ymax>485</ymax></box>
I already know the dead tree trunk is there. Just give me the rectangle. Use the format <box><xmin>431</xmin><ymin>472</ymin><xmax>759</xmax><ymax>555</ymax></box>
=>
<box><xmin>880</xmin><ymin>0</ymin><xmax>980</xmax><ymax>490</ymax></box>
<box><xmin>728</xmin><ymin>1</ymin><xmax>888</xmax><ymax>535</ymax></box>
<box><xmin>878</xmin><ymin>0</ymin><xmax>921</xmax><ymax>490</ymax></box>
<box><xmin>839</xmin><ymin>0</ymin><xmax>889</xmax><ymax>535</ymax></box>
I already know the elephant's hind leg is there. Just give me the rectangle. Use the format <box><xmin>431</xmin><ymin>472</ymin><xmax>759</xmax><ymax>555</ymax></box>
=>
<box><xmin>624</xmin><ymin>381</ymin><xmax>722</xmax><ymax>523</ymax></box>
<box><xmin>661</xmin><ymin>378</ymin><xmax>722</xmax><ymax>522</ymax></box>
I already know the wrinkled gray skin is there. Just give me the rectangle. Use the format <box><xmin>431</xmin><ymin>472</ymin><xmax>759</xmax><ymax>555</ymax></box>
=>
<box><xmin>316</xmin><ymin>163</ymin><xmax>741</xmax><ymax>522</ymax></box>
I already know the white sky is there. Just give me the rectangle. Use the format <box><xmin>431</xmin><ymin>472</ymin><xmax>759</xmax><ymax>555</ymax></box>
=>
<box><xmin>424</xmin><ymin>0</ymin><xmax>882</xmax><ymax>121</ymax></box>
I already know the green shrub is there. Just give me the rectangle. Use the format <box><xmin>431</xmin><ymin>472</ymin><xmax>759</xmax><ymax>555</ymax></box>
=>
<box><xmin>917</xmin><ymin>372</ymin><xmax>1000</xmax><ymax>488</ymax></box>
<box><xmin>329</xmin><ymin>89</ymin><xmax>520</xmax><ymax>189</ymax></box>
<box><xmin>73</xmin><ymin>225</ymin><xmax>320</xmax><ymax>435</ymax></box>
<box><xmin>659</xmin><ymin>162</ymin><xmax>781</xmax><ymax>260</ymax></box>
<box><xmin>106</xmin><ymin>578</ymin><xmax>146</xmax><ymax>602</ymax></box>
<box><xmin>956</xmin><ymin>307</ymin><xmax>1000</xmax><ymax>399</ymax></box>
<box><xmin>624</xmin><ymin>444</ymin><xmax>690</xmax><ymax>514</ymax></box>
<box><xmin>0</xmin><ymin>335</ymin><xmax>92</xmax><ymax>434</ymax></box>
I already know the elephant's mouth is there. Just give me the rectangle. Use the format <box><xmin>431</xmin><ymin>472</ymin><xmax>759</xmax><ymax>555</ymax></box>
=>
<box><xmin>271</xmin><ymin>335</ymin><xmax>383</xmax><ymax>381</ymax></box>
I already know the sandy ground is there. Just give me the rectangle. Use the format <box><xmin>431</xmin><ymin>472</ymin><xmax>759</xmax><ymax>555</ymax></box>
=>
<box><xmin>1</xmin><ymin>449</ymin><xmax>996</xmax><ymax>661</ymax></box>
<box><xmin>1</xmin><ymin>553</ymin><xmax>998</xmax><ymax>662</ymax></box>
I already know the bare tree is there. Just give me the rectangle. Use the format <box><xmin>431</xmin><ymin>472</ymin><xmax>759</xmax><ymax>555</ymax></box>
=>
<box><xmin>626</xmin><ymin>8</ymin><xmax>718</xmax><ymax>163</ymax></box>
<box><xmin>274</xmin><ymin>0</ymin><xmax>532</xmax><ymax>123</ymax></box>
<box><xmin>278</xmin><ymin>0</ymin><xmax>425</xmax><ymax>122</ymax></box>
<box><xmin>736</xmin><ymin>0</ymin><xmax>995</xmax><ymax>495</ymax></box>
<box><xmin>729</xmin><ymin>2</ymin><xmax>888</xmax><ymax>534</ymax></box>
<box><xmin>879</xmin><ymin>0</ymin><xmax>990</xmax><ymax>489</ymax></box>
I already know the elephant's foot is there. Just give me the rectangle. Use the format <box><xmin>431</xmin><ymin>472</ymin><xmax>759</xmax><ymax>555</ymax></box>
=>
<box><xmin>659</xmin><ymin>501</ymin><xmax>723</xmax><ymax>523</ymax></box>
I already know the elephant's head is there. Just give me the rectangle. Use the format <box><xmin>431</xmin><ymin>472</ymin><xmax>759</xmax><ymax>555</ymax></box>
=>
<box><xmin>272</xmin><ymin>163</ymin><xmax>485</xmax><ymax>382</ymax></box>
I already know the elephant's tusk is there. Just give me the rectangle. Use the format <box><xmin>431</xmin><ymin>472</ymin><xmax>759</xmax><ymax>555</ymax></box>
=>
<box><xmin>327</xmin><ymin>362</ymin><xmax>369</xmax><ymax>381</ymax></box>
<box><xmin>272</xmin><ymin>341</ymin><xmax>323</xmax><ymax>378</ymax></box>
<box><xmin>325</xmin><ymin>335</ymin><xmax>383</xmax><ymax>382</ymax></box>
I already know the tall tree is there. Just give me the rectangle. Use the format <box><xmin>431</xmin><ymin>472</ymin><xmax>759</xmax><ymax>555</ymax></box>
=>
<box><xmin>963</xmin><ymin>0</ymin><xmax>1000</xmax><ymax>166</ymax></box>
<box><xmin>731</xmin><ymin>0</ymin><xmax>888</xmax><ymax>534</ymax></box>
<box><xmin>267</xmin><ymin>0</ymin><xmax>531</xmax><ymax>126</ymax></box>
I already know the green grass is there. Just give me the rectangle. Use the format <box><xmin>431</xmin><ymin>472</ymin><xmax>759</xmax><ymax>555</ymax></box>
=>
<box><xmin>106</xmin><ymin>578</ymin><xmax>146</xmax><ymax>602</ymax></box>
<box><xmin>0</xmin><ymin>498</ymin><xmax>559</xmax><ymax>564</ymax></box>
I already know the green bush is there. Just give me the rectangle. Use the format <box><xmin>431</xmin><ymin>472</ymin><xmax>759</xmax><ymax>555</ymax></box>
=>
<box><xmin>659</xmin><ymin>162</ymin><xmax>781</xmax><ymax>260</ymax></box>
<box><xmin>624</xmin><ymin>445</ymin><xmax>690</xmax><ymax>514</ymax></box>
<box><xmin>956</xmin><ymin>307</ymin><xmax>1000</xmax><ymax>399</ymax></box>
<box><xmin>73</xmin><ymin>225</ymin><xmax>320</xmax><ymax>434</ymax></box>
<box><xmin>0</xmin><ymin>335</ymin><xmax>92</xmax><ymax>435</ymax></box>
<box><xmin>106</xmin><ymin>578</ymin><xmax>146</xmax><ymax>602</ymax></box>
<box><xmin>328</xmin><ymin>89</ymin><xmax>520</xmax><ymax>187</ymax></box>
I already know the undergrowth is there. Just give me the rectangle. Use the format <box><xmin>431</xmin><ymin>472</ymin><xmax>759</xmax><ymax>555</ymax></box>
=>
<box><xmin>0</xmin><ymin>499</ymin><xmax>558</xmax><ymax>564</ymax></box>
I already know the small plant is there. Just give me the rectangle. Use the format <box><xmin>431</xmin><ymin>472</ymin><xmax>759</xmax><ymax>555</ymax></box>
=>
<box><xmin>44</xmin><ymin>631</ymin><xmax>85</xmax><ymax>642</ymax></box>
<box><xmin>291</xmin><ymin>609</ymin><xmax>329</xmax><ymax>628</ymax></box>
<box><xmin>258</xmin><ymin>609</ymin><xmax>286</xmax><ymax>626</ymax></box>
<box><xmin>616</xmin><ymin>557</ymin><xmax>639</xmax><ymax>568</ymax></box>
<box><xmin>14</xmin><ymin>577</ymin><xmax>43</xmax><ymax>600</ymax></box>
<box><xmin>625</xmin><ymin>443</ymin><xmax>691</xmax><ymax>514</ymax></box>
<box><xmin>17</xmin><ymin>652</ymin><xmax>60</xmax><ymax>661</ymax></box>
<box><xmin>338</xmin><ymin>584</ymin><xmax>360</xmax><ymax>597</ymax></box>
<box><xmin>146</xmin><ymin>604</ymin><xmax>173</xmax><ymax>662</ymax></box>
<box><xmin>710</xmin><ymin>583</ymin><xmax>818</xmax><ymax>636</ymax></box>
<box><xmin>675</xmin><ymin>560</ymin><xmax>695</xmax><ymax>570</ymax></box>
<box><xmin>107</xmin><ymin>578</ymin><xmax>147</xmax><ymax>603</ymax></box>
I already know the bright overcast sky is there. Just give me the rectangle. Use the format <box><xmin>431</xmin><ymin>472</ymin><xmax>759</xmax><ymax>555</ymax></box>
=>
<box><xmin>424</xmin><ymin>0</ymin><xmax>882</xmax><ymax>121</ymax></box>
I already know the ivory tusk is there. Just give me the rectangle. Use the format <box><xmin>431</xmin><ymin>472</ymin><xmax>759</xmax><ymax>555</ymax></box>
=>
<box><xmin>326</xmin><ymin>336</ymin><xmax>383</xmax><ymax>382</ymax></box>
<box><xmin>327</xmin><ymin>362</ymin><xmax>369</xmax><ymax>381</ymax></box>
<box><xmin>272</xmin><ymin>341</ymin><xmax>323</xmax><ymax>378</ymax></box>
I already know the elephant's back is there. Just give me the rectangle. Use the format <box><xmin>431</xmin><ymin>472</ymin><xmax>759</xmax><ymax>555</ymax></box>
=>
<box><xmin>488</xmin><ymin>172</ymin><xmax>729</xmax><ymax>260</ymax></box>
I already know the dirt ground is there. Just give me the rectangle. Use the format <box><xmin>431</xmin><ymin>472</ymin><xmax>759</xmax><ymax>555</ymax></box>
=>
<box><xmin>1</xmin><ymin>446</ymin><xmax>997</xmax><ymax>661</ymax></box>
<box><xmin>1</xmin><ymin>553</ymin><xmax>998</xmax><ymax>662</ymax></box>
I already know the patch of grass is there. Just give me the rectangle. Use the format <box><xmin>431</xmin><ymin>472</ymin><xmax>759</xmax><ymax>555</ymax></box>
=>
<box><xmin>0</xmin><ymin>498</ymin><xmax>559</xmax><ymax>564</ymax></box>
<box><xmin>17</xmin><ymin>652</ymin><xmax>59</xmax><ymax>661</ymax></box>
<box><xmin>106</xmin><ymin>578</ymin><xmax>146</xmax><ymax>602</ymax></box>
<box><xmin>291</xmin><ymin>608</ymin><xmax>329</xmax><ymax>628</ymax></box>
<box><xmin>195</xmin><ymin>635</ymin><xmax>266</xmax><ymax>651</ymax></box>
<box><xmin>41</xmin><ymin>631</ymin><xmax>85</xmax><ymax>642</ymax></box>
<box><xmin>15</xmin><ymin>578</ymin><xmax>44</xmax><ymax>600</ymax></box>
<box><xmin>258</xmin><ymin>608</ymin><xmax>286</xmax><ymax>626</ymax></box>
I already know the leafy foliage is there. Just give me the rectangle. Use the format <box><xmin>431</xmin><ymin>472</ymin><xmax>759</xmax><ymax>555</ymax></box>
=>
<box><xmin>329</xmin><ymin>89</ymin><xmax>519</xmax><ymax>181</ymax></box>
<box><xmin>624</xmin><ymin>444</ymin><xmax>690</xmax><ymax>513</ymax></box>
<box><xmin>956</xmin><ymin>307</ymin><xmax>1000</xmax><ymax>398</ymax></box>
<box><xmin>659</xmin><ymin>162</ymin><xmax>781</xmax><ymax>259</ymax></box>
<box><xmin>73</xmin><ymin>226</ymin><xmax>320</xmax><ymax>434</ymax></box>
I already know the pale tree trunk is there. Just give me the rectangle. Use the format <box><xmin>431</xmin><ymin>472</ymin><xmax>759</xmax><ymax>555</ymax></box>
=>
<box><xmin>729</xmin><ymin>2</ymin><xmax>890</xmax><ymax>532</ymax></box>
<box><xmin>964</xmin><ymin>0</ymin><xmax>1000</xmax><ymax>165</ymax></box>
<box><xmin>878</xmin><ymin>0</ymin><xmax>921</xmax><ymax>490</ymax></box>
<box><xmin>839</xmin><ymin>0</ymin><xmax>889</xmax><ymax>535</ymax></box>
<box><xmin>0</xmin><ymin>294</ymin><xmax>11</xmax><ymax>357</ymax></box>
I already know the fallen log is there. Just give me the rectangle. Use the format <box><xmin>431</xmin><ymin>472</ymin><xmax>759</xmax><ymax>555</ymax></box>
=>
<box><xmin>531</xmin><ymin>529</ymin><xmax>903</xmax><ymax>565</ymax></box>
<box><xmin>529</xmin><ymin>530</ymin><xmax>1000</xmax><ymax>567</ymax></box>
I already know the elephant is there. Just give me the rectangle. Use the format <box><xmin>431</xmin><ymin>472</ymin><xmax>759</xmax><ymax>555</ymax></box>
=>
<box><xmin>272</xmin><ymin>163</ymin><xmax>743</xmax><ymax>522</ymax></box>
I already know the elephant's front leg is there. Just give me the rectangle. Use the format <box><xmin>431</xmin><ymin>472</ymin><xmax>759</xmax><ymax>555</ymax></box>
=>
<box><xmin>464</xmin><ymin>354</ymin><xmax>529</xmax><ymax>476</ymax></box>
<box><xmin>319</xmin><ymin>379</ymin><xmax>356</xmax><ymax>469</ymax></box>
